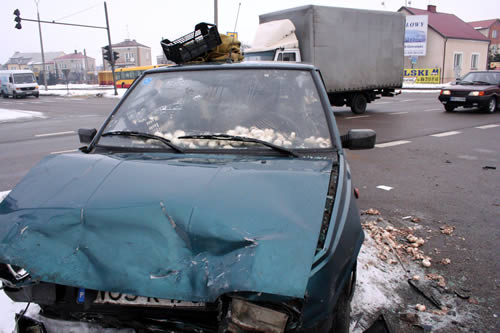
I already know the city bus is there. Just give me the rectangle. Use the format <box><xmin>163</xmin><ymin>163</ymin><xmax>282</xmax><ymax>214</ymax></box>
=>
<box><xmin>115</xmin><ymin>65</ymin><xmax>168</xmax><ymax>88</ymax></box>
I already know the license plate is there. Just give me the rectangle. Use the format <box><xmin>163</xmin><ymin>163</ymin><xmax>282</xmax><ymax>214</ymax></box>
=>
<box><xmin>94</xmin><ymin>291</ymin><xmax>206</xmax><ymax>308</ymax></box>
<box><xmin>450</xmin><ymin>97</ymin><xmax>466</xmax><ymax>102</ymax></box>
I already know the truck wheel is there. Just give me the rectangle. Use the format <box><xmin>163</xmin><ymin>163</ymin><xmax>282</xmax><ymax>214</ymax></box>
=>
<box><xmin>1</xmin><ymin>91</ymin><xmax>7</xmax><ymax>99</ymax></box>
<box><xmin>445</xmin><ymin>104</ymin><xmax>455</xmax><ymax>112</ymax></box>
<box><xmin>350</xmin><ymin>94</ymin><xmax>367</xmax><ymax>114</ymax></box>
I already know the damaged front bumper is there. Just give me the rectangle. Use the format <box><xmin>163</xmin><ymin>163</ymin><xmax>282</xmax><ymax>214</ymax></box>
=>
<box><xmin>2</xmin><ymin>275</ymin><xmax>303</xmax><ymax>333</ymax></box>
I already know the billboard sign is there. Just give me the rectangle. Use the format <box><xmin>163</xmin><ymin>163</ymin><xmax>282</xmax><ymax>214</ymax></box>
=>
<box><xmin>403</xmin><ymin>68</ymin><xmax>440</xmax><ymax>84</ymax></box>
<box><xmin>404</xmin><ymin>15</ymin><xmax>428</xmax><ymax>56</ymax></box>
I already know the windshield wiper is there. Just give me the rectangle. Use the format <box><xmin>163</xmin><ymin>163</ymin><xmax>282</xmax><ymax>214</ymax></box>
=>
<box><xmin>178</xmin><ymin>134</ymin><xmax>299</xmax><ymax>157</ymax></box>
<box><xmin>101</xmin><ymin>131</ymin><xmax>184</xmax><ymax>153</ymax></box>
<box><xmin>458</xmin><ymin>80</ymin><xmax>473</xmax><ymax>85</ymax></box>
<box><xmin>472</xmin><ymin>80</ymin><xmax>491</xmax><ymax>85</ymax></box>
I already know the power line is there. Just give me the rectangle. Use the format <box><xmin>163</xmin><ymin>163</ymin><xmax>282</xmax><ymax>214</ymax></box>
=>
<box><xmin>55</xmin><ymin>2</ymin><xmax>102</xmax><ymax>21</ymax></box>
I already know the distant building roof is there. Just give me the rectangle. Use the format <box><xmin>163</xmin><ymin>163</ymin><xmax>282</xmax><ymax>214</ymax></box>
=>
<box><xmin>4</xmin><ymin>51</ymin><xmax>65</xmax><ymax>65</ymax></box>
<box><xmin>105</xmin><ymin>39</ymin><xmax>150</xmax><ymax>49</ymax></box>
<box><xmin>400</xmin><ymin>6</ymin><xmax>490</xmax><ymax>41</ymax></box>
<box><xmin>54</xmin><ymin>52</ymin><xmax>95</xmax><ymax>61</ymax></box>
<box><xmin>468</xmin><ymin>19</ymin><xmax>500</xmax><ymax>30</ymax></box>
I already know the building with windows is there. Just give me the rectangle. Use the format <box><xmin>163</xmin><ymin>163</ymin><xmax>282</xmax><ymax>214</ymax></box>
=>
<box><xmin>53</xmin><ymin>51</ymin><xmax>96</xmax><ymax>83</ymax></box>
<box><xmin>468</xmin><ymin>19</ymin><xmax>500</xmax><ymax>55</ymax></box>
<box><xmin>102</xmin><ymin>39</ymin><xmax>152</xmax><ymax>70</ymax></box>
<box><xmin>3</xmin><ymin>51</ymin><xmax>65</xmax><ymax>82</ymax></box>
<box><xmin>399</xmin><ymin>5</ymin><xmax>490</xmax><ymax>83</ymax></box>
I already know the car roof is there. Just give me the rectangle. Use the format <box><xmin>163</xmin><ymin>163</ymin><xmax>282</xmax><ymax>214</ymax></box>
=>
<box><xmin>146</xmin><ymin>61</ymin><xmax>317</xmax><ymax>74</ymax></box>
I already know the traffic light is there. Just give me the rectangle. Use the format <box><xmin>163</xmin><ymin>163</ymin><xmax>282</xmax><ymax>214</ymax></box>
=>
<box><xmin>13</xmin><ymin>9</ymin><xmax>22</xmax><ymax>29</ymax></box>
<box><xmin>112</xmin><ymin>51</ymin><xmax>120</xmax><ymax>62</ymax></box>
<box><xmin>103</xmin><ymin>46</ymin><xmax>111</xmax><ymax>63</ymax></box>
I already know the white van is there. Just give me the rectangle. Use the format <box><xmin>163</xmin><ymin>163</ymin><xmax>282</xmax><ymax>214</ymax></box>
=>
<box><xmin>0</xmin><ymin>70</ymin><xmax>39</xmax><ymax>98</ymax></box>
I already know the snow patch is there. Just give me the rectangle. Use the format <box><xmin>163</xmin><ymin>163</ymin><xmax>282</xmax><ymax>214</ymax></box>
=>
<box><xmin>39</xmin><ymin>87</ymin><xmax>126</xmax><ymax>99</ymax></box>
<box><xmin>0</xmin><ymin>109</ymin><xmax>45</xmax><ymax>123</ymax></box>
<box><xmin>0</xmin><ymin>191</ymin><xmax>10</xmax><ymax>202</ymax></box>
<box><xmin>351</xmin><ymin>231</ymin><xmax>416</xmax><ymax>331</ymax></box>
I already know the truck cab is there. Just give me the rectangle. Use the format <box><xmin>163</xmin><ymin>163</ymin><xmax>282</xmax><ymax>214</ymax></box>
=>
<box><xmin>245</xmin><ymin>48</ymin><xmax>301</xmax><ymax>63</ymax></box>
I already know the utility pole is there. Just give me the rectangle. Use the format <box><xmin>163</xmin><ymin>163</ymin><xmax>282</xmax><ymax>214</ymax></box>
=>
<box><xmin>214</xmin><ymin>0</ymin><xmax>218</xmax><ymax>26</ymax></box>
<box><xmin>34</xmin><ymin>0</ymin><xmax>47</xmax><ymax>90</ymax></box>
<box><xmin>83</xmin><ymin>49</ymin><xmax>89</xmax><ymax>83</ymax></box>
<box><xmin>104</xmin><ymin>1</ymin><xmax>118</xmax><ymax>96</ymax></box>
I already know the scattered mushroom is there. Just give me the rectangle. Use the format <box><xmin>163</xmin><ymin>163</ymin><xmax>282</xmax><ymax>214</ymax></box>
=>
<box><xmin>416</xmin><ymin>304</ymin><xmax>426</xmax><ymax>312</ymax></box>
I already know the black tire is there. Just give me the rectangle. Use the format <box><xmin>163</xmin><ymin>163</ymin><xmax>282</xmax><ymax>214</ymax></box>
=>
<box><xmin>1</xmin><ymin>91</ymin><xmax>7</xmax><ymax>99</ymax></box>
<box><xmin>350</xmin><ymin>94</ymin><xmax>367</xmax><ymax>114</ymax></box>
<box><xmin>330</xmin><ymin>270</ymin><xmax>354</xmax><ymax>333</ymax></box>
<box><xmin>485</xmin><ymin>97</ymin><xmax>496</xmax><ymax>113</ymax></box>
<box><xmin>35</xmin><ymin>94</ymin><xmax>39</xmax><ymax>98</ymax></box>
<box><xmin>445</xmin><ymin>104</ymin><xmax>455</xmax><ymax>112</ymax></box>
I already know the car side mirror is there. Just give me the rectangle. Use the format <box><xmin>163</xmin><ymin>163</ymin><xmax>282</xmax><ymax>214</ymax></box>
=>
<box><xmin>341</xmin><ymin>129</ymin><xmax>376</xmax><ymax>150</ymax></box>
<box><xmin>78</xmin><ymin>128</ymin><xmax>97</xmax><ymax>144</ymax></box>
<box><xmin>9</xmin><ymin>77</ymin><xmax>12</xmax><ymax>83</ymax></box>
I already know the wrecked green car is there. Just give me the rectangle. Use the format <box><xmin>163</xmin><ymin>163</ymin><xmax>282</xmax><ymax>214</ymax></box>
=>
<box><xmin>0</xmin><ymin>63</ymin><xmax>375</xmax><ymax>332</ymax></box>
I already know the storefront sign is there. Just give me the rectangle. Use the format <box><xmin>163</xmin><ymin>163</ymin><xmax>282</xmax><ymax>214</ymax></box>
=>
<box><xmin>404</xmin><ymin>15</ymin><xmax>428</xmax><ymax>56</ymax></box>
<box><xmin>404</xmin><ymin>68</ymin><xmax>440</xmax><ymax>84</ymax></box>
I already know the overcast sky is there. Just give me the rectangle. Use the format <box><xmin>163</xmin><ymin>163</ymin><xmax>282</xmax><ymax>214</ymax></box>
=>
<box><xmin>2</xmin><ymin>0</ymin><xmax>498</xmax><ymax>67</ymax></box>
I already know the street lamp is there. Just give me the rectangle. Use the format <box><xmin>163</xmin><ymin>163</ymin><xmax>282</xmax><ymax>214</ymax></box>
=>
<box><xmin>34</xmin><ymin>0</ymin><xmax>48</xmax><ymax>90</ymax></box>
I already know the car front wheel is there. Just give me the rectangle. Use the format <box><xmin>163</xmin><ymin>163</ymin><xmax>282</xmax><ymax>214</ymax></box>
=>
<box><xmin>445</xmin><ymin>104</ymin><xmax>455</xmax><ymax>112</ymax></box>
<box><xmin>329</xmin><ymin>268</ymin><xmax>355</xmax><ymax>333</ymax></box>
<box><xmin>485</xmin><ymin>97</ymin><xmax>496</xmax><ymax>113</ymax></box>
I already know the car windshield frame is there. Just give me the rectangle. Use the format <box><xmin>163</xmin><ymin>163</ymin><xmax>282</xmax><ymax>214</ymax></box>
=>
<box><xmin>459</xmin><ymin>72</ymin><xmax>500</xmax><ymax>85</ymax></box>
<box><xmin>92</xmin><ymin>65</ymin><xmax>338</xmax><ymax>155</ymax></box>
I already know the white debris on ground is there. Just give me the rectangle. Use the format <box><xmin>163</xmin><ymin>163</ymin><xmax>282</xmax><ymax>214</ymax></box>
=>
<box><xmin>0</xmin><ymin>109</ymin><xmax>45</xmax><ymax>123</ymax></box>
<box><xmin>351</xmin><ymin>228</ymin><xmax>412</xmax><ymax>332</ymax></box>
<box><xmin>351</xmin><ymin>210</ymin><xmax>479</xmax><ymax>332</ymax></box>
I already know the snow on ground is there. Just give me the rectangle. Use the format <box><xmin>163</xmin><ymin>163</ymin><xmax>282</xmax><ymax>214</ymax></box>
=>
<box><xmin>0</xmin><ymin>191</ymin><xmax>10</xmax><ymax>202</ymax></box>
<box><xmin>0</xmin><ymin>109</ymin><xmax>45</xmax><ymax>123</ymax></box>
<box><xmin>39</xmin><ymin>87</ymin><xmax>126</xmax><ymax>99</ymax></box>
<box><xmin>0</xmin><ymin>293</ymin><xmax>40</xmax><ymax>333</ymax></box>
<box><xmin>402</xmin><ymin>82</ymin><xmax>452</xmax><ymax>89</ymax></box>
<box><xmin>45</xmin><ymin>84</ymin><xmax>104</xmax><ymax>90</ymax></box>
<box><xmin>350</xmin><ymin>231</ymin><xmax>412</xmax><ymax>332</ymax></box>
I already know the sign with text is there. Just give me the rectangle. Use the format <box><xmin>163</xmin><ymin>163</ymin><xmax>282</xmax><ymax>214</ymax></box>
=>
<box><xmin>226</xmin><ymin>32</ymin><xmax>238</xmax><ymax>40</ymax></box>
<box><xmin>404</xmin><ymin>68</ymin><xmax>440</xmax><ymax>84</ymax></box>
<box><xmin>404</xmin><ymin>15</ymin><xmax>428</xmax><ymax>56</ymax></box>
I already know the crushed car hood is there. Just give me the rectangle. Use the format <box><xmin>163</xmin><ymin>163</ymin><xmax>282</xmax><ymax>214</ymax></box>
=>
<box><xmin>0</xmin><ymin>152</ymin><xmax>335</xmax><ymax>302</ymax></box>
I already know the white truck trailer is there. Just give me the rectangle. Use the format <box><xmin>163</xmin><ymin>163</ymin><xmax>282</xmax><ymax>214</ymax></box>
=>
<box><xmin>245</xmin><ymin>5</ymin><xmax>405</xmax><ymax>114</ymax></box>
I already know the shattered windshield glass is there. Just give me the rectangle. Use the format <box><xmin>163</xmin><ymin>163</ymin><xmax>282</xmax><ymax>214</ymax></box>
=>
<box><xmin>98</xmin><ymin>69</ymin><xmax>332</xmax><ymax>150</ymax></box>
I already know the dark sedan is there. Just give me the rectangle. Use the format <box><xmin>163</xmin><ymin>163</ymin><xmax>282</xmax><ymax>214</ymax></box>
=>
<box><xmin>438</xmin><ymin>71</ymin><xmax>500</xmax><ymax>113</ymax></box>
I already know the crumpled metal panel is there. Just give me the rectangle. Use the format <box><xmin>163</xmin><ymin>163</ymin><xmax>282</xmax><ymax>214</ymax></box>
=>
<box><xmin>0</xmin><ymin>153</ymin><xmax>335</xmax><ymax>302</ymax></box>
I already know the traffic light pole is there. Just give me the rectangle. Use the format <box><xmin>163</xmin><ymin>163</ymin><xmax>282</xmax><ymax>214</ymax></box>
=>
<box><xmin>104</xmin><ymin>2</ymin><xmax>118</xmax><ymax>96</ymax></box>
<box><xmin>13</xmin><ymin>2</ymin><xmax>117</xmax><ymax>94</ymax></box>
<box><xmin>35</xmin><ymin>1</ymin><xmax>48</xmax><ymax>91</ymax></box>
